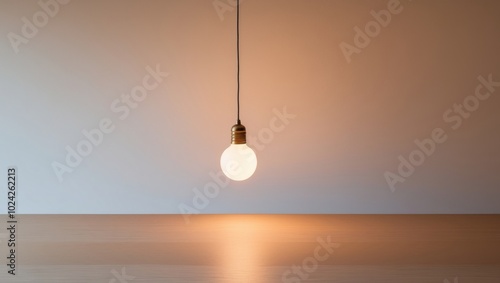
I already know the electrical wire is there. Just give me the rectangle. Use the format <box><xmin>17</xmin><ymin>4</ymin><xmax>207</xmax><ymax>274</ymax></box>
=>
<box><xmin>236</xmin><ymin>0</ymin><xmax>241</xmax><ymax>125</ymax></box>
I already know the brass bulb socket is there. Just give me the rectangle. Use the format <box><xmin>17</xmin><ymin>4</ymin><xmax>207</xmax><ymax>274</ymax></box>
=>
<box><xmin>231</xmin><ymin>123</ymin><xmax>247</xmax><ymax>144</ymax></box>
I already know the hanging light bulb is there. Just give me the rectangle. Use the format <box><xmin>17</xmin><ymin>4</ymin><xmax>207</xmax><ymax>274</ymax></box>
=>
<box><xmin>221</xmin><ymin>123</ymin><xmax>257</xmax><ymax>181</ymax></box>
<box><xmin>220</xmin><ymin>0</ymin><xmax>257</xmax><ymax>181</ymax></box>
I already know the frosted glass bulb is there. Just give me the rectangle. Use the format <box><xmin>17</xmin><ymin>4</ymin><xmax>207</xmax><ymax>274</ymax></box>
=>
<box><xmin>220</xmin><ymin>144</ymin><xmax>257</xmax><ymax>181</ymax></box>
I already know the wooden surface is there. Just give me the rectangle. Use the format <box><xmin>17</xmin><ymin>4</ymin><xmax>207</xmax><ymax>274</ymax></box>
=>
<box><xmin>0</xmin><ymin>214</ymin><xmax>499</xmax><ymax>282</ymax></box>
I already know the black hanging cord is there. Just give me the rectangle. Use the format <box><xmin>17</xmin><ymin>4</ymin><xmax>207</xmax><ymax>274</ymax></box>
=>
<box><xmin>236</xmin><ymin>0</ymin><xmax>241</xmax><ymax>125</ymax></box>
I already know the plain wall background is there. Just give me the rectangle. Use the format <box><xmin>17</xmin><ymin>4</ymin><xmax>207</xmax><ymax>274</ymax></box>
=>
<box><xmin>1</xmin><ymin>0</ymin><xmax>499</xmax><ymax>214</ymax></box>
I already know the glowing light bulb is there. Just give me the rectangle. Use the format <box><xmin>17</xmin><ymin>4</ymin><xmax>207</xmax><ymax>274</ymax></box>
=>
<box><xmin>221</xmin><ymin>144</ymin><xmax>257</xmax><ymax>181</ymax></box>
<box><xmin>220</xmin><ymin>123</ymin><xmax>257</xmax><ymax>181</ymax></box>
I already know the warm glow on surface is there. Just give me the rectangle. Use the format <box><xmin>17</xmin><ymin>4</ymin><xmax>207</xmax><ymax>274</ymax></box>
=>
<box><xmin>219</xmin><ymin>218</ymin><xmax>261</xmax><ymax>282</ymax></box>
<box><xmin>3</xmin><ymin>215</ymin><xmax>500</xmax><ymax>281</ymax></box>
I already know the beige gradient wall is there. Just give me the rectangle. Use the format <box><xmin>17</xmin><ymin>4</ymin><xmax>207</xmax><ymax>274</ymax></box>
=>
<box><xmin>0</xmin><ymin>0</ymin><xmax>499</xmax><ymax>213</ymax></box>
